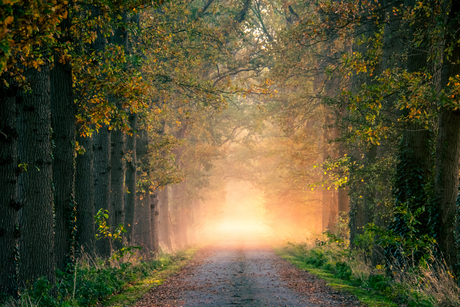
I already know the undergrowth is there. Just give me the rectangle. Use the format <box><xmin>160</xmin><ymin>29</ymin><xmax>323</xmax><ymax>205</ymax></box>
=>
<box><xmin>278</xmin><ymin>233</ymin><xmax>460</xmax><ymax>307</ymax></box>
<box><xmin>2</xmin><ymin>249</ymin><xmax>195</xmax><ymax>307</ymax></box>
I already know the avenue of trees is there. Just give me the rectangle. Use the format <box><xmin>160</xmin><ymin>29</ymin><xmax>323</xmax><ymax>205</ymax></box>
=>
<box><xmin>2</xmin><ymin>0</ymin><xmax>460</xmax><ymax>303</ymax></box>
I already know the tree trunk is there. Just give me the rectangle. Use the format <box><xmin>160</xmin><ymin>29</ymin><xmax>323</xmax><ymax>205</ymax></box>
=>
<box><xmin>93</xmin><ymin>126</ymin><xmax>111</xmax><ymax>258</ymax></box>
<box><xmin>151</xmin><ymin>192</ymin><xmax>160</xmax><ymax>256</ymax></box>
<box><xmin>188</xmin><ymin>199</ymin><xmax>199</xmax><ymax>245</ymax></box>
<box><xmin>134</xmin><ymin>194</ymin><xmax>152</xmax><ymax>255</ymax></box>
<box><xmin>17</xmin><ymin>65</ymin><xmax>56</xmax><ymax>287</ymax></box>
<box><xmin>372</xmin><ymin>0</ymin><xmax>402</xmax><ymax>266</ymax></box>
<box><xmin>111</xmin><ymin>126</ymin><xmax>125</xmax><ymax>251</ymax></box>
<box><xmin>87</xmin><ymin>3</ymin><xmax>110</xmax><ymax>259</ymax></box>
<box><xmin>390</xmin><ymin>0</ymin><xmax>433</xmax><ymax>256</ymax></box>
<box><xmin>337</xmin><ymin>188</ymin><xmax>349</xmax><ymax>213</ymax></box>
<box><xmin>434</xmin><ymin>0</ymin><xmax>460</xmax><ymax>270</ymax></box>
<box><xmin>110</xmin><ymin>12</ymin><xmax>128</xmax><ymax>251</ymax></box>
<box><xmin>337</xmin><ymin>144</ymin><xmax>349</xmax><ymax>220</ymax></box>
<box><xmin>170</xmin><ymin>125</ymin><xmax>187</xmax><ymax>249</ymax></box>
<box><xmin>348</xmin><ymin>13</ymin><xmax>378</xmax><ymax>246</ymax></box>
<box><xmin>170</xmin><ymin>185</ymin><xmax>182</xmax><ymax>249</ymax></box>
<box><xmin>125</xmin><ymin>113</ymin><xmax>137</xmax><ymax>244</ymax></box>
<box><xmin>158</xmin><ymin>187</ymin><xmax>173</xmax><ymax>252</ymax></box>
<box><xmin>434</xmin><ymin>110</ymin><xmax>460</xmax><ymax>269</ymax></box>
<box><xmin>323</xmin><ymin>112</ymin><xmax>338</xmax><ymax>232</ymax></box>
<box><xmin>0</xmin><ymin>85</ymin><xmax>19</xmax><ymax>299</ymax></box>
<box><xmin>51</xmin><ymin>51</ymin><xmax>76</xmax><ymax>272</ymax></box>
<box><xmin>135</xmin><ymin>129</ymin><xmax>152</xmax><ymax>254</ymax></box>
<box><xmin>372</xmin><ymin>146</ymin><xmax>391</xmax><ymax>266</ymax></box>
<box><xmin>179</xmin><ymin>183</ymin><xmax>189</xmax><ymax>248</ymax></box>
<box><xmin>75</xmin><ymin>133</ymin><xmax>95</xmax><ymax>256</ymax></box>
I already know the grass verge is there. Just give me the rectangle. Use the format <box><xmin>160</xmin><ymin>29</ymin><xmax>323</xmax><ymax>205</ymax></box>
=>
<box><xmin>2</xmin><ymin>248</ymin><xmax>198</xmax><ymax>307</ymax></box>
<box><xmin>104</xmin><ymin>248</ymin><xmax>197</xmax><ymax>307</ymax></box>
<box><xmin>275</xmin><ymin>245</ymin><xmax>398</xmax><ymax>307</ymax></box>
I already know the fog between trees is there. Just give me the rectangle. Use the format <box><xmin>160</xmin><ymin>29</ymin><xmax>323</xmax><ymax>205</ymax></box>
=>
<box><xmin>2</xmin><ymin>0</ymin><xmax>460</xmax><ymax>301</ymax></box>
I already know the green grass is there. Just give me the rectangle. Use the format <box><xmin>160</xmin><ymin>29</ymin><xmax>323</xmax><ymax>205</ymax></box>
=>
<box><xmin>1</xmin><ymin>249</ymin><xmax>198</xmax><ymax>307</ymax></box>
<box><xmin>275</xmin><ymin>247</ymin><xmax>398</xmax><ymax>307</ymax></box>
<box><xmin>104</xmin><ymin>248</ymin><xmax>197</xmax><ymax>307</ymax></box>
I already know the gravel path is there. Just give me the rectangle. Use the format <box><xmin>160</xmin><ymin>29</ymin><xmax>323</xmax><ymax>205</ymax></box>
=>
<box><xmin>135</xmin><ymin>237</ymin><xmax>363</xmax><ymax>307</ymax></box>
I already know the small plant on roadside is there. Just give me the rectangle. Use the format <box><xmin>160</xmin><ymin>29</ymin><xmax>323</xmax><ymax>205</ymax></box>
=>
<box><xmin>94</xmin><ymin>209</ymin><xmax>141</xmax><ymax>261</ymax></box>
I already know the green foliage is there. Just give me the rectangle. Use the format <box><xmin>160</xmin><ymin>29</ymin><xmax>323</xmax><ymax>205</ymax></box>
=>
<box><xmin>353</xmin><ymin>228</ymin><xmax>375</xmax><ymax>259</ymax></box>
<box><xmin>94</xmin><ymin>209</ymin><xmax>141</xmax><ymax>261</ymax></box>
<box><xmin>13</xmin><ymin>251</ymin><xmax>189</xmax><ymax>307</ymax></box>
<box><xmin>369</xmin><ymin>204</ymin><xmax>436</xmax><ymax>264</ymax></box>
<box><xmin>280</xmin><ymin>241</ymin><xmax>395</xmax><ymax>305</ymax></box>
<box><xmin>280</xmin><ymin>241</ymin><xmax>443</xmax><ymax>306</ymax></box>
<box><xmin>284</xmin><ymin>235</ymin><xmax>460</xmax><ymax>306</ymax></box>
<box><xmin>95</xmin><ymin>209</ymin><xmax>123</xmax><ymax>241</ymax></box>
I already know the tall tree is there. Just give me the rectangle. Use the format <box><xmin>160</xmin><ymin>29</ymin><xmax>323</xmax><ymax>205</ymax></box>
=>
<box><xmin>17</xmin><ymin>65</ymin><xmax>56</xmax><ymax>287</ymax></box>
<box><xmin>93</xmin><ymin>125</ymin><xmax>112</xmax><ymax>258</ymax></box>
<box><xmin>135</xmin><ymin>129</ymin><xmax>153</xmax><ymax>253</ymax></box>
<box><xmin>151</xmin><ymin>192</ymin><xmax>160</xmax><ymax>256</ymax></box>
<box><xmin>158</xmin><ymin>187</ymin><xmax>173</xmax><ymax>251</ymax></box>
<box><xmin>0</xmin><ymin>84</ymin><xmax>19</xmax><ymax>299</ymax></box>
<box><xmin>125</xmin><ymin>113</ymin><xmax>137</xmax><ymax>244</ymax></box>
<box><xmin>90</xmin><ymin>3</ymin><xmax>111</xmax><ymax>258</ymax></box>
<box><xmin>388</xmin><ymin>0</ymin><xmax>434</xmax><ymax>261</ymax></box>
<box><xmin>434</xmin><ymin>0</ymin><xmax>460</xmax><ymax>270</ymax></box>
<box><xmin>111</xmin><ymin>122</ymin><xmax>126</xmax><ymax>252</ymax></box>
<box><xmin>75</xmin><ymin>132</ymin><xmax>95</xmax><ymax>256</ymax></box>
<box><xmin>110</xmin><ymin>12</ymin><xmax>129</xmax><ymax>251</ymax></box>
<box><xmin>51</xmin><ymin>9</ymin><xmax>77</xmax><ymax>271</ymax></box>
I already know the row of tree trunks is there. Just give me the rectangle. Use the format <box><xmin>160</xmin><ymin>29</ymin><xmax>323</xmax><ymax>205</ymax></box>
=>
<box><xmin>0</xmin><ymin>5</ymin><xmax>180</xmax><ymax>298</ymax></box>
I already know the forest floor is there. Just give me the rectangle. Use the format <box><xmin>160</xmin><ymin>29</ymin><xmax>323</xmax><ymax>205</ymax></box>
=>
<box><xmin>133</xmin><ymin>236</ymin><xmax>363</xmax><ymax>307</ymax></box>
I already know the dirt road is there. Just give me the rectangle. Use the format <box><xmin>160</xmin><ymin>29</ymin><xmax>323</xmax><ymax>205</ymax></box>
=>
<box><xmin>136</xmin><ymin>237</ymin><xmax>362</xmax><ymax>306</ymax></box>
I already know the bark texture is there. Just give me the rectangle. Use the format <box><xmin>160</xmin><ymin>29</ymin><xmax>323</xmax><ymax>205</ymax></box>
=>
<box><xmin>51</xmin><ymin>54</ymin><xmax>76</xmax><ymax>272</ymax></box>
<box><xmin>135</xmin><ymin>130</ymin><xmax>152</xmax><ymax>254</ymax></box>
<box><xmin>434</xmin><ymin>109</ymin><xmax>460</xmax><ymax>269</ymax></box>
<box><xmin>389</xmin><ymin>0</ymin><xmax>433</xmax><ymax>259</ymax></box>
<box><xmin>18</xmin><ymin>66</ymin><xmax>56</xmax><ymax>287</ymax></box>
<box><xmin>110</xmin><ymin>13</ymin><xmax>128</xmax><ymax>251</ymax></box>
<box><xmin>93</xmin><ymin>126</ymin><xmax>111</xmax><ymax>258</ymax></box>
<box><xmin>75</xmin><ymin>133</ymin><xmax>95</xmax><ymax>256</ymax></box>
<box><xmin>372</xmin><ymin>0</ymin><xmax>402</xmax><ymax>266</ymax></box>
<box><xmin>0</xmin><ymin>85</ymin><xmax>19</xmax><ymax>298</ymax></box>
<box><xmin>434</xmin><ymin>0</ymin><xmax>460</xmax><ymax>269</ymax></box>
<box><xmin>158</xmin><ymin>187</ymin><xmax>173</xmax><ymax>252</ymax></box>
<box><xmin>337</xmin><ymin>188</ymin><xmax>349</xmax><ymax>213</ymax></box>
<box><xmin>111</xmin><ymin>126</ymin><xmax>125</xmax><ymax>251</ymax></box>
<box><xmin>151</xmin><ymin>192</ymin><xmax>160</xmax><ymax>256</ymax></box>
<box><xmin>322</xmin><ymin>112</ymin><xmax>338</xmax><ymax>232</ymax></box>
<box><xmin>125</xmin><ymin>113</ymin><xmax>137</xmax><ymax>244</ymax></box>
